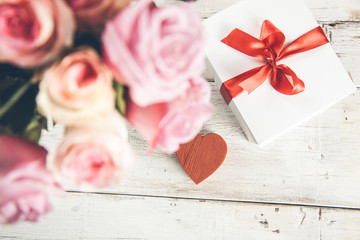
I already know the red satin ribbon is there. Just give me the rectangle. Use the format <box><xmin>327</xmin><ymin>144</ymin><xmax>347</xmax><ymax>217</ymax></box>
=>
<box><xmin>220</xmin><ymin>20</ymin><xmax>329</xmax><ymax>104</ymax></box>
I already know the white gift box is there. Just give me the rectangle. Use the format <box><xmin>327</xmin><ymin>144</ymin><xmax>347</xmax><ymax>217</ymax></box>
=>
<box><xmin>204</xmin><ymin>0</ymin><xmax>356</xmax><ymax>147</ymax></box>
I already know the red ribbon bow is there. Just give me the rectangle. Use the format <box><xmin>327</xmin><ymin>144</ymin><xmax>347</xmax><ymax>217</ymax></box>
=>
<box><xmin>220</xmin><ymin>20</ymin><xmax>329</xmax><ymax>104</ymax></box>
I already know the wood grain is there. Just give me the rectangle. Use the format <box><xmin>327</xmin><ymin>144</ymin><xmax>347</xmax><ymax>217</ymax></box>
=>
<box><xmin>183</xmin><ymin>0</ymin><xmax>360</xmax><ymax>21</ymax></box>
<box><xmin>39</xmin><ymin>84</ymin><xmax>360</xmax><ymax>208</ymax></box>
<box><xmin>324</xmin><ymin>22</ymin><xmax>360</xmax><ymax>86</ymax></box>
<box><xmin>1</xmin><ymin>192</ymin><xmax>360</xmax><ymax>240</ymax></box>
<box><xmin>3</xmin><ymin>0</ymin><xmax>359</xmax><ymax>239</ymax></box>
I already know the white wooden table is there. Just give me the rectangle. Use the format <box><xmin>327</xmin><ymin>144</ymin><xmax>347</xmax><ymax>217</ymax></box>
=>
<box><xmin>1</xmin><ymin>0</ymin><xmax>360</xmax><ymax>239</ymax></box>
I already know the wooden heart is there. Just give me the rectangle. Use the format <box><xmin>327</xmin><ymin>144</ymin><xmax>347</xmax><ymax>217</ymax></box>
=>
<box><xmin>176</xmin><ymin>133</ymin><xmax>227</xmax><ymax>184</ymax></box>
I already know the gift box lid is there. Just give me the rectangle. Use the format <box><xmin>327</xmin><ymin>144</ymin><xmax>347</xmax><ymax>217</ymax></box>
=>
<box><xmin>204</xmin><ymin>0</ymin><xmax>356</xmax><ymax>147</ymax></box>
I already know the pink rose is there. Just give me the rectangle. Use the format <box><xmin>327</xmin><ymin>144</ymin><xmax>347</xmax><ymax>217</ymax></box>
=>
<box><xmin>102</xmin><ymin>0</ymin><xmax>205</xmax><ymax>106</ymax></box>
<box><xmin>66</xmin><ymin>0</ymin><xmax>130</xmax><ymax>30</ymax></box>
<box><xmin>0</xmin><ymin>135</ymin><xmax>63</xmax><ymax>224</ymax></box>
<box><xmin>127</xmin><ymin>77</ymin><xmax>213</xmax><ymax>154</ymax></box>
<box><xmin>0</xmin><ymin>0</ymin><xmax>75</xmax><ymax>68</ymax></box>
<box><xmin>36</xmin><ymin>48</ymin><xmax>116</xmax><ymax>125</ymax></box>
<box><xmin>50</xmin><ymin>112</ymin><xmax>134</xmax><ymax>189</ymax></box>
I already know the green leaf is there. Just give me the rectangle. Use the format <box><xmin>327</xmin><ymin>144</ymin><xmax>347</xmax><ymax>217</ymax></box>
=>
<box><xmin>0</xmin><ymin>64</ymin><xmax>35</xmax><ymax>116</ymax></box>
<box><xmin>0</xmin><ymin>64</ymin><xmax>33</xmax><ymax>85</ymax></box>
<box><xmin>0</xmin><ymin>80</ymin><xmax>31</xmax><ymax>119</ymax></box>
<box><xmin>0</xmin><ymin>80</ymin><xmax>39</xmax><ymax>138</ymax></box>
<box><xmin>0</xmin><ymin>76</ymin><xmax>26</xmax><ymax>92</ymax></box>
<box><xmin>0</xmin><ymin>125</ymin><xmax>13</xmax><ymax>135</ymax></box>
<box><xmin>22</xmin><ymin>113</ymin><xmax>47</xmax><ymax>143</ymax></box>
<box><xmin>114</xmin><ymin>82</ymin><xmax>127</xmax><ymax>116</ymax></box>
<box><xmin>0</xmin><ymin>64</ymin><xmax>46</xmax><ymax>142</ymax></box>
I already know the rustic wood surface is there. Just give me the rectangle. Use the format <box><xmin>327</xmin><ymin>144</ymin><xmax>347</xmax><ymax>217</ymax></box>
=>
<box><xmin>1</xmin><ymin>0</ymin><xmax>360</xmax><ymax>239</ymax></box>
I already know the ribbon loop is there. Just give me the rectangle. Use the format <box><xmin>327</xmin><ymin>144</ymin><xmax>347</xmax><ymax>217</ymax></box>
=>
<box><xmin>221</xmin><ymin>28</ymin><xmax>270</xmax><ymax>58</ymax></box>
<box><xmin>260</xmin><ymin>20</ymin><xmax>285</xmax><ymax>58</ymax></box>
<box><xmin>220</xmin><ymin>20</ymin><xmax>329</xmax><ymax>104</ymax></box>
<box><xmin>271</xmin><ymin>64</ymin><xmax>305</xmax><ymax>95</ymax></box>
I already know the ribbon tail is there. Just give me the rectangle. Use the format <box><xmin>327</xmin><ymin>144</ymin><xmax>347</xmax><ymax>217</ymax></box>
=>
<box><xmin>220</xmin><ymin>64</ymin><xmax>272</xmax><ymax>104</ymax></box>
<box><xmin>271</xmin><ymin>64</ymin><xmax>305</xmax><ymax>95</ymax></box>
<box><xmin>220</xmin><ymin>84</ymin><xmax>240</xmax><ymax>105</ymax></box>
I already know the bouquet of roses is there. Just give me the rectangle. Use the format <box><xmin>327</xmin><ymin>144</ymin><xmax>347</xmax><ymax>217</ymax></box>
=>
<box><xmin>0</xmin><ymin>0</ymin><xmax>212</xmax><ymax>224</ymax></box>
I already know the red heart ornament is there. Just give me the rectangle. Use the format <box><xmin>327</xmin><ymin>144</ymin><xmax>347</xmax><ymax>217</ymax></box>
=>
<box><xmin>176</xmin><ymin>133</ymin><xmax>227</xmax><ymax>184</ymax></box>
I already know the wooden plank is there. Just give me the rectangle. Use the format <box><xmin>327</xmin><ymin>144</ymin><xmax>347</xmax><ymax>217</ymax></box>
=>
<box><xmin>155</xmin><ymin>0</ymin><xmax>360</xmax><ymax>21</ymax></box>
<box><xmin>1</xmin><ymin>192</ymin><xmax>359</xmax><ymax>240</ymax></box>
<box><xmin>323</xmin><ymin>22</ymin><xmax>360</xmax><ymax>86</ymax></box>
<box><xmin>39</xmin><ymin>84</ymin><xmax>360</xmax><ymax>208</ymax></box>
<box><xmin>3</xmin><ymin>0</ymin><xmax>360</xmax><ymax>239</ymax></box>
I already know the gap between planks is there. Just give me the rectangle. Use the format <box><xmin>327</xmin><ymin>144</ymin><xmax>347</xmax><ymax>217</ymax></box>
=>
<box><xmin>66</xmin><ymin>190</ymin><xmax>360</xmax><ymax>211</ymax></box>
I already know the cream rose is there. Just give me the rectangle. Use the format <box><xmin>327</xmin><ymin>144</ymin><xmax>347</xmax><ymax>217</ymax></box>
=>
<box><xmin>50</xmin><ymin>112</ymin><xmax>134</xmax><ymax>189</ymax></box>
<box><xmin>36</xmin><ymin>48</ymin><xmax>116</xmax><ymax>125</ymax></box>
